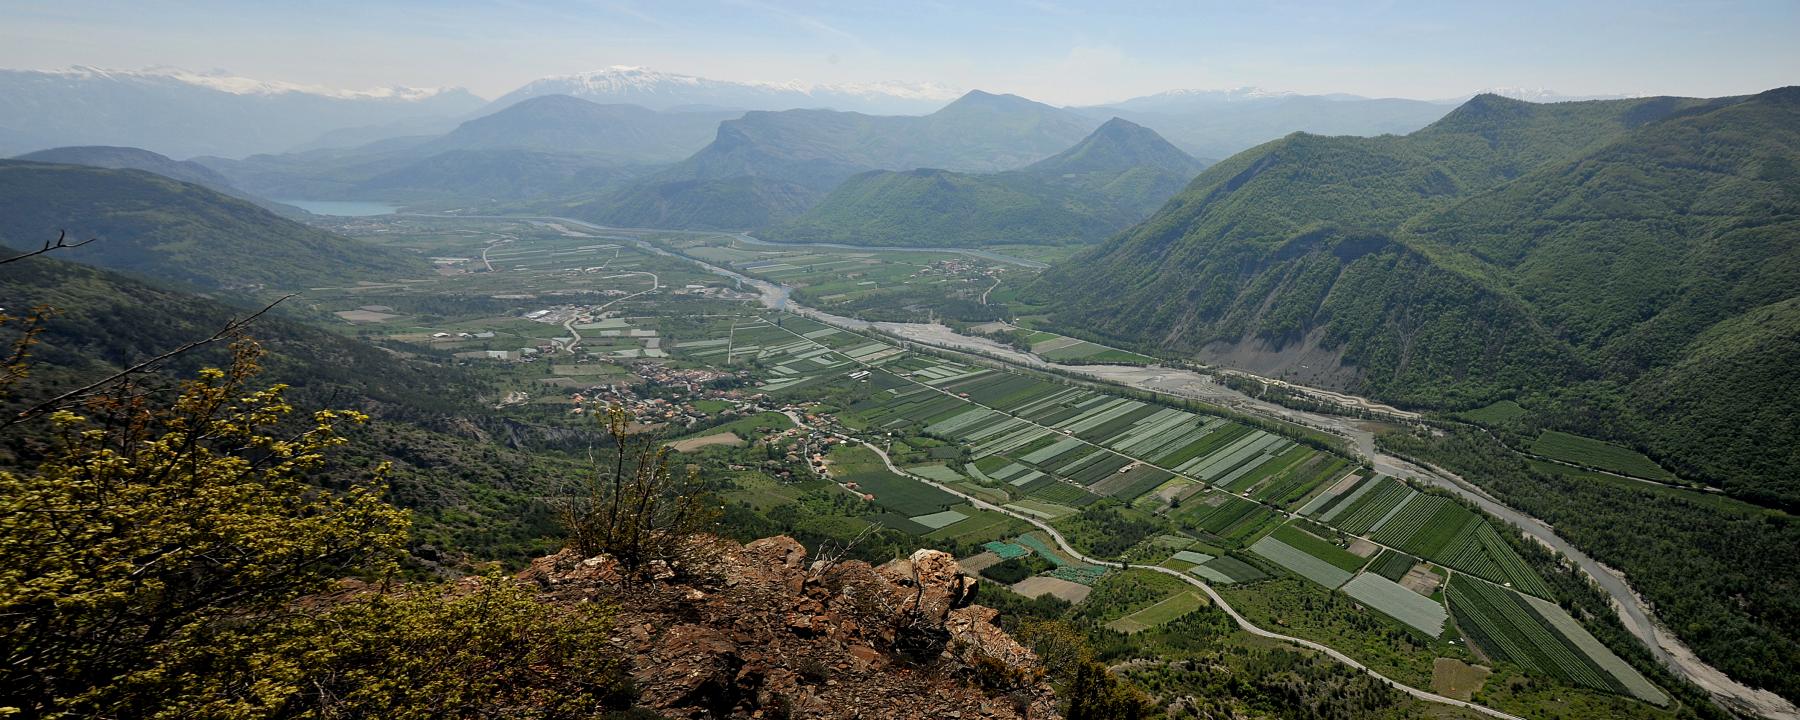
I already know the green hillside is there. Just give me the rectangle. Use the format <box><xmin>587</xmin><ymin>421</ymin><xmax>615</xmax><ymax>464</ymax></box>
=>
<box><xmin>1037</xmin><ymin>89</ymin><xmax>1800</xmax><ymax>505</ymax></box>
<box><xmin>566</xmin><ymin>175</ymin><xmax>816</xmax><ymax>230</ymax></box>
<box><xmin>0</xmin><ymin>255</ymin><xmax>575</xmax><ymax>561</ymax></box>
<box><xmin>759</xmin><ymin>168</ymin><xmax>1112</xmax><ymax>246</ymax></box>
<box><xmin>0</xmin><ymin>160</ymin><xmax>422</xmax><ymax>290</ymax></box>
<box><xmin>357</xmin><ymin>148</ymin><xmax>643</xmax><ymax>202</ymax></box>
<box><xmin>760</xmin><ymin>118</ymin><xmax>1207</xmax><ymax>246</ymax></box>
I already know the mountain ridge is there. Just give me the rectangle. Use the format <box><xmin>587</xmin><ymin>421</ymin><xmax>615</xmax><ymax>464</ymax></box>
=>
<box><xmin>0</xmin><ymin>159</ymin><xmax>422</xmax><ymax>290</ymax></box>
<box><xmin>0</xmin><ymin>66</ymin><xmax>484</xmax><ymax>158</ymax></box>
<box><xmin>567</xmin><ymin>90</ymin><xmax>1105</xmax><ymax>229</ymax></box>
<box><xmin>489</xmin><ymin>65</ymin><xmax>958</xmax><ymax>115</ymax></box>
<box><xmin>757</xmin><ymin>117</ymin><xmax>1206</xmax><ymax>247</ymax></box>
<box><xmin>1036</xmin><ymin>88</ymin><xmax>1800</xmax><ymax>507</ymax></box>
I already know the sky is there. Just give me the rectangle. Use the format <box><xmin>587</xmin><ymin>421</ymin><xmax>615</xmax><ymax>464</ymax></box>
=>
<box><xmin>1</xmin><ymin>0</ymin><xmax>1796</xmax><ymax>104</ymax></box>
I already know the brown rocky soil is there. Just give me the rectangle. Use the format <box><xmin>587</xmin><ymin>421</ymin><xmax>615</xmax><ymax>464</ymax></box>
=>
<box><xmin>516</xmin><ymin>536</ymin><xmax>1060</xmax><ymax>719</ymax></box>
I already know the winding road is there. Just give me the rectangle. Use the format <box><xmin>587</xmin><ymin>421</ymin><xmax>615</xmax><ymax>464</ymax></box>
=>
<box><xmin>779</xmin><ymin>409</ymin><xmax>1524</xmax><ymax>720</ymax></box>
<box><xmin>558</xmin><ymin>271</ymin><xmax>659</xmax><ymax>354</ymax></box>
<box><xmin>432</xmin><ymin>214</ymin><xmax>1794</xmax><ymax>720</ymax></box>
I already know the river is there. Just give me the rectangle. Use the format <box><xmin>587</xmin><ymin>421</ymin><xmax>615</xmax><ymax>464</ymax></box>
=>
<box><xmin>435</xmin><ymin>214</ymin><xmax>1795</xmax><ymax>719</ymax></box>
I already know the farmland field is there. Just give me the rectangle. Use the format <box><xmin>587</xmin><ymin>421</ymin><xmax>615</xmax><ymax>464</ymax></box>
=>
<box><xmin>1446</xmin><ymin>575</ymin><xmax>1637</xmax><ymax>697</ymax></box>
<box><xmin>1195</xmin><ymin>556</ymin><xmax>1267</xmax><ymax>583</ymax></box>
<box><xmin>1341</xmin><ymin>573</ymin><xmax>1447</xmax><ymax>637</ymax></box>
<box><xmin>1249</xmin><ymin>535</ymin><xmax>1354</xmax><ymax>589</ymax></box>
<box><xmin>1269</xmin><ymin>523</ymin><xmax>1366</xmax><ymax>573</ymax></box>
<box><xmin>1368</xmin><ymin>550</ymin><xmax>1420</xmax><ymax>581</ymax></box>
<box><xmin>319</xmin><ymin>214</ymin><xmax>1691</xmax><ymax>718</ymax></box>
<box><xmin>1456</xmin><ymin>400</ymin><xmax>1529</xmax><ymax>425</ymax></box>
<box><xmin>1530</xmin><ymin>430</ymin><xmax>1678</xmax><ymax>482</ymax></box>
<box><xmin>1105</xmin><ymin>591</ymin><xmax>1207</xmax><ymax>633</ymax></box>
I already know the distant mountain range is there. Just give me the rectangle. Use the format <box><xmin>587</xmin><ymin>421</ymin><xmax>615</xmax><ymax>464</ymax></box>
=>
<box><xmin>486</xmin><ymin>66</ymin><xmax>959</xmax><ymax>116</ymax></box>
<box><xmin>0</xmin><ymin>62</ymin><xmax>1655</xmax><ymax>165</ymax></box>
<box><xmin>193</xmin><ymin>95</ymin><xmax>728</xmax><ymax>204</ymax></box>
<box><xmin>762</xmin><ymin>118</ymin><xmax>1208</xmax><ymax>246</ymax></box>
<box><xmin>1081</xmin><ymin>91</ymin><xmax>1451</xmax><ymax>161</ymax></box>
<box><xmin>566</xmin><ymin>90</ymin><xmax>1105</xmax><ymax>229</ymax></box>
<box><xmin>414</xmin><ymin>95</ymin><xmax>736</xmax><ymax>163</ymax></box>
<box><xmin>16</xmin><ymin>145</ymin><xmax>244</xmax><ymax>196</ymax></box>
<box><xmin>0</xmin><ymin>67</ymin><xmax>484</xmax><ymax>159</ymax></box>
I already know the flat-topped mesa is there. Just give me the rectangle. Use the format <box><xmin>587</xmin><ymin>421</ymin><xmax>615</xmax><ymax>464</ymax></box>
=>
<box><xmin>516</xmin><ymin>535</ymin><xmax>1058</xmax><ymax>719</ymax></box>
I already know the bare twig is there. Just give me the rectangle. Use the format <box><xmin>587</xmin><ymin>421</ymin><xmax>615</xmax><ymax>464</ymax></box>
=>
<box><xmin>811</xmin><ymin>522</ymin><xmax>879</xmax><ymax>578</ymax></box>
<box><xmin>0</xmin><ymin>230</ymin><xmax>97</xmax><ymax>265</ymax></box>
<box><xmin>7</xmin><ymin>295</ymin><xmax>292</xmax><ymax>426</ymax></box>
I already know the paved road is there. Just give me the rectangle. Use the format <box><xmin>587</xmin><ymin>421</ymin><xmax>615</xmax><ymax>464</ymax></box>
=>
<box><xmin>559</xmin><ymin>271</ymin><xmax>659</xmax><ymax>354</ymax></box>
<box><xmin>779</xmin><ymin>411</ymin><xmax>1523</xmax><ymax>720</ymax></box>
<box><xmin>428</xmin><ymin>214</ymin><xmax>1792</xmax><ymax>719</ymax></box>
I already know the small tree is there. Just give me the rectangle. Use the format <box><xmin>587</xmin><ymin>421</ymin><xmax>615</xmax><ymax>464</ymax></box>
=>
<box><xmin>0</xmin><ymin>343</ymin><xmax>411</xmax><ymax>714</ymax></box>
<box><xmin>128</xmin><ymin>572</ymin><xmax>632</xmax><ymax>719</ymax></box>
<box><xmin>556</xmin><ymin>404</ymin><xmax>720</xmax><ymax>576</ymax></box>
<box><xmin>1065</xmin><ymin>661</ymin><xmax>1153</xmax><ymax>720</ymax></box>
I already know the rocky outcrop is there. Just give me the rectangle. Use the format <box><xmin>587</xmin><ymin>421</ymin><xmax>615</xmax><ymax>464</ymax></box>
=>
<box><xmin>516</xmin><ymin>536</ymin><xmax>1058</xmax><ymax>719</ymax></box>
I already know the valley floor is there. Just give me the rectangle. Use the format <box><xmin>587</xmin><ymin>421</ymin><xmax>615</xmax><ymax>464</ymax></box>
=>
<box><xmin>304</xmin><ymin>212</ymin><xmax>1785</xmax><ymax>720</ymax></box>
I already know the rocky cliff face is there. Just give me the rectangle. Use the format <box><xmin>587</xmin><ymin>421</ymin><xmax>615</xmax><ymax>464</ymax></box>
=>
<box><xmin>516</xmin><ymin>536</ymin><xmax>1058</xmax><ymax>719</ymax></box>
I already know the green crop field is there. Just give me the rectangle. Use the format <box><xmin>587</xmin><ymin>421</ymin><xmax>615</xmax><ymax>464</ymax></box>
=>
<box><xmin>1531</xmin><ymin>430</ymin><xmax>1677</xmax><ymax>482</ymax></box>
<box><xmin>1325</xmin><ymin>477</ymin><xmax>1411</xmax><ymax>533</ymax></box>
<box><xmin>1030</xmin><ymin>481</ymin><xmax>1101</xmax><ymax>506</ymax></box>
<box><xmin>1105</xmin><ymin>591</ymin><xmax>1207</xmax><ymax>633</ymax></box>
<box><xmin>842</xmin><ymin>469</ymin><xmax>960</xmax><ymax>516</ymax></box>
<box><xmin>1190</xmin><ymin>555</ymin><xmax>1267</xmax><ymax>584</ymax></box>
<box><xmin>1446</xmin><ymin>576</ymin><xmax>1627</xmax><ymax>695</ymax></box>
<box><xmin>1456</xmin><ymin>400</ymin><xmax>1529</xmax><ymax>425</ymax></box>
<box><xmin>1270</xmin><ymin>523</ymin><xmax>1367</xmax><ymax>573</ymax></box>
<box><xmin>1368</xmin><ymin>549</ymin><xmax>1419</xmax><ymax>581</ymax></box>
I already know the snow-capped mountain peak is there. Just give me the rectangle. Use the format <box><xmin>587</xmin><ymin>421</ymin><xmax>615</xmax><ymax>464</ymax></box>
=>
<box><xmin>40</xmin><ymin>65</ymin><xmax>467</xmax><ymax>101</ymax></box>
<box><xmin>490</xmin><ymin>66</ymin><xmax>959</xmax><ymax>115</ymax></box>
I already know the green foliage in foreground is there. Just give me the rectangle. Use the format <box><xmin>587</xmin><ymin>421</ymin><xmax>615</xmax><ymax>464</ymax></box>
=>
<box><xmin>117</xmin><ymin>575</ymin><xmax>630</xmax><ymax>719</ymax></box>
<box><xmin>0</xmin><ymin>350</ymin><xmax>632</xmax><ymax>718</ymax></box>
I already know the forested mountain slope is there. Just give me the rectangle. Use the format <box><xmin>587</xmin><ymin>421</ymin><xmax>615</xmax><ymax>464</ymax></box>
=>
<box><xmin>0</xmin><ymin>255</ymin><xmax>578</xmax><ymax>561</ymax></box>
<box><xmin>1037</xmin><ymin>88</ymin><xmax>1798</xmax><ymax>504</ymax></box>
<box><xmin>758</xmin><ymin>167</ymin><xmax>1117</xmax><ymax>246</ymax></box>
<box><xmin>760</xmin><ymin>119</ymin><xmax>1207</xmax><ymax>246</ymax></box>
<box><xmin>13</xmin><ymin>145</ymin><xmax>305</xmax><ymax>215</ymax></box>
<box><xmin>0</xmin><ymin>160</ymin><xmax>421</xmax><ymax>290</ymax></box>
<box><xmin>16</xmin><ymin>145</ymin><xmax>241</xmax><ymax>194</ymax></box>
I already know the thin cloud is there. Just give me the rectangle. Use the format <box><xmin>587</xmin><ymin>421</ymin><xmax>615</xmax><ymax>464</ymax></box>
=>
<box><xmin>722</xmin><ymin>0</ymin><xmax>871</xmax><ymax>51</ymax></box>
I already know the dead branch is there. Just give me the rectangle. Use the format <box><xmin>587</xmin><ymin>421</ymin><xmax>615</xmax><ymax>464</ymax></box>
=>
<box><xmin>0</xmin><ymin>231</ymin><xmax>97</xmax><ymax>265</ymax></box>
<box><xmin>7</xmin><ymin>295</ymin><xmax>292</xmax><ymax>426</ymax></box>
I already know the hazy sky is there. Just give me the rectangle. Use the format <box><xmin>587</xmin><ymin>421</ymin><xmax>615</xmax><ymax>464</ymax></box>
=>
<box><xmin>2</xmin><ymin>0</ymin><xmax>1795</xmax><ymax>104</ymax></box>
